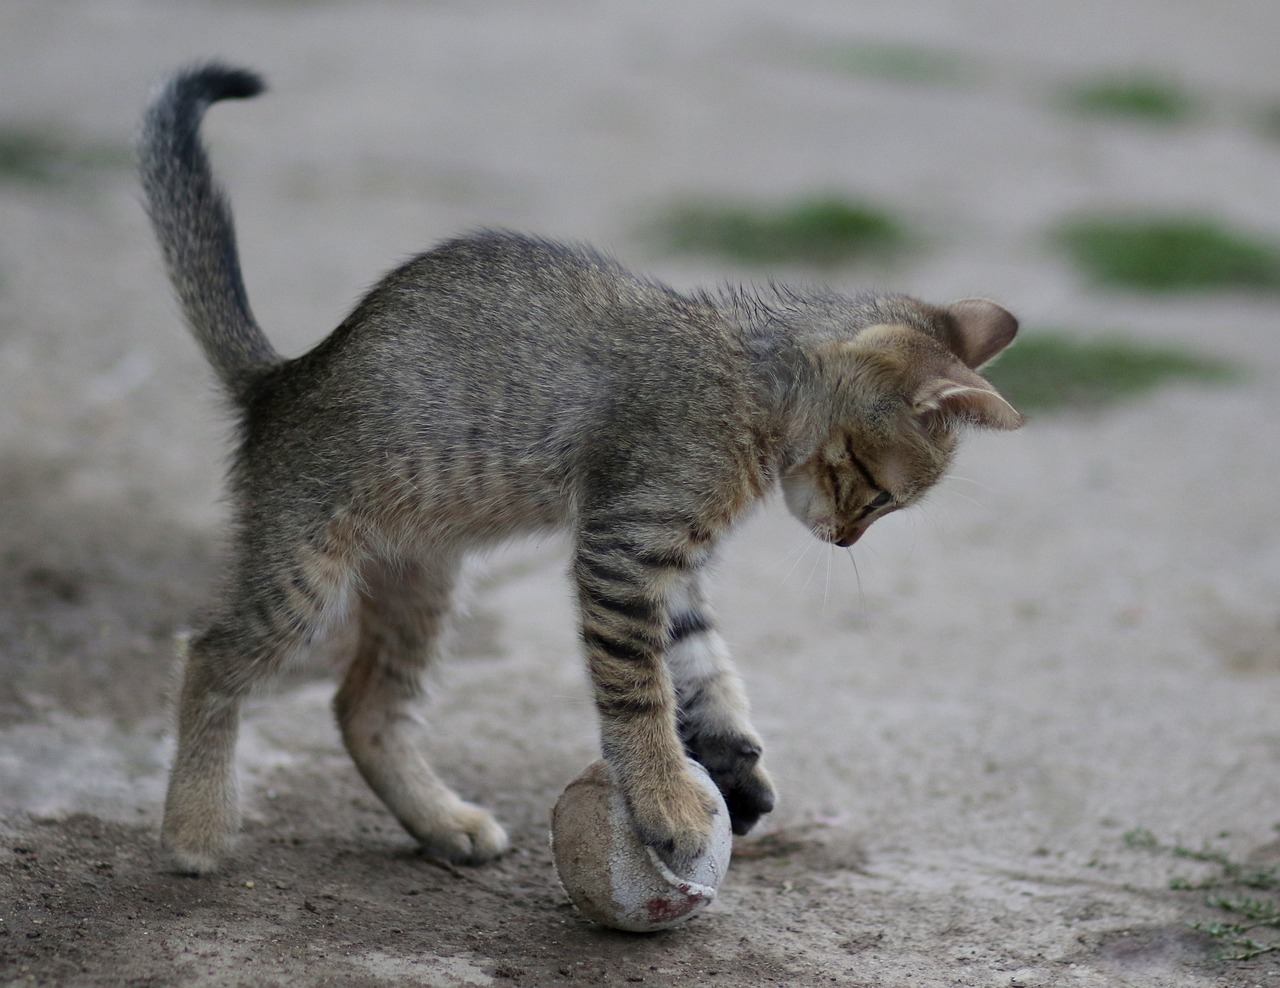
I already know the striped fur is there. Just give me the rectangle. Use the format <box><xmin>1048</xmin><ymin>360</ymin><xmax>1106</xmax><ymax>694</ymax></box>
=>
<box><xmin>140</xmin><ymin>64</ymin><xmax>1022</xmax><ymax>874</ymax></box>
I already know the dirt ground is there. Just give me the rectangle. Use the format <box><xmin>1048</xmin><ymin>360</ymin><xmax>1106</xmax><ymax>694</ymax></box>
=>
<box><xmin>2</xmin><ymin>1</ymin><xmax>1279</xmax><ymax>985</ymax></box>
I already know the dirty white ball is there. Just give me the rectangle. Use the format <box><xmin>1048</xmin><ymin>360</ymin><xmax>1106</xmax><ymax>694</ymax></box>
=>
<box><xmin>550</xmin><ymin>759</ymin><xmax>732</xmax><ymax>932</ymax></box>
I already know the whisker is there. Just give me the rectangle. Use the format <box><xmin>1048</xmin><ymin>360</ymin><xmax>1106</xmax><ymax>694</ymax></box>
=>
<box><xmin>778</xmin><ymin>530</ymin><xmax>813</xmax><ymax>567</ymax></box>
<box><xmin>937</xmin><ymin>488</ymin><xmax>982</xmax><ymax>509</ymax></box>
<box><xmin>778</xmin><ymin>533</ymin><xmax>816</xmax><ymax>587</ymax></box>
<box><xmin>860</xmin><ymin>529</ymin><xmax>890</xmax><ymax>568</ymax></box>
<box><xmin>799</xmin><ymin>538</ymin><xmax>825</xmax><ymax>596</ymax></box>
<box><xmin>913</xmin><ymin>502</ymin><xmax>948</xmax><ymax>547</ymax></box>
<box><xmin>821</xmin><ymin>546</ymin><xmax>833</xmax><ymax>618</ymax></box>
<box><xmin>945</xmin><ymin>474</ymin><xmax>995</xmax><ymax>494</ymax></box>
<box><xmin>845</xmin><ymin>547</ymin><xmax>866</xmax><ymax>624</ymax></box>
<box><xmin>905</xmin><ymin>508</ymin><xmax>926</xmax><ymax>556</ymax></box>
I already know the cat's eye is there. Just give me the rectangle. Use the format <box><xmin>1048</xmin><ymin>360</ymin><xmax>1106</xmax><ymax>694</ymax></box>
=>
<box><xmin>869</xmin><ymin>491</ymin><xmax>893</xmax><ymax>509</ymax></box>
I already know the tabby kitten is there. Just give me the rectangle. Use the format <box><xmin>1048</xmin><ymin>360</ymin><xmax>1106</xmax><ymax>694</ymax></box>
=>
<box><xmin>139</xmin><ymin>64</ymin><xmax>1023</xmax><ymax>875</ymax></box>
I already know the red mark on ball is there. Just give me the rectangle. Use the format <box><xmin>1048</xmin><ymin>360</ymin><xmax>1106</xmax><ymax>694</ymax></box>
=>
<box><xmin>644</xmin><ymin>884</ymin><xmax>705</xmax><ymax>924</ymax></box>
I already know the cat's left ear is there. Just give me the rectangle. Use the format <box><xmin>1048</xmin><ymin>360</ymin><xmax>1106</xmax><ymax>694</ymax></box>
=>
<box><xmin>914</xmin><ymin>370</ymin><xmax>1024</xmax><ymax>432</ymax></box>
<box><xmin>946</xmin><ymin>298</ymin><xmax>1018</xmax><ymax>369</ymax></box>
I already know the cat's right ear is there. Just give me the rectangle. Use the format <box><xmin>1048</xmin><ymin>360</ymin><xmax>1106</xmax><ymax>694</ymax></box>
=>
<box><xmin>946</xmin><ymin>298</ymin><xmax>1018</xmax><ymax>370</ymax></box>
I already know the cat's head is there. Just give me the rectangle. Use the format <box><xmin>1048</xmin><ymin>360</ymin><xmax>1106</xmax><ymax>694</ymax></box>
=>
<box><xmin>780</xmin><ymin>297</ymin><xmax>1022</xmax><ymax>547</ymax></box>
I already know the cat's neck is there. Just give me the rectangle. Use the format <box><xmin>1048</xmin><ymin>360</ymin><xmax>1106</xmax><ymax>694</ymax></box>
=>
<box><xmin>722</xmin><ymin>292</ymin><xmax>822</xmax><ymax>478</ymax></box>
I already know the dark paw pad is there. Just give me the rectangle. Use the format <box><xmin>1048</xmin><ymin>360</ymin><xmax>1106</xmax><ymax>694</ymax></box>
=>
<box><xmin>685</xmin><ymin>732</ymin><xmax>777</xmax><ymax>836</ymax></box>
<box><xmin>721</xmin><ymin>770</ymin><xmax>776</xmax><ymax>835</ymax></box>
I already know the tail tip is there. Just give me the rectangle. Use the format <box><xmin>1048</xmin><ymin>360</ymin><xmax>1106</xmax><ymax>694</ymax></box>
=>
<box><xmin>202</xmin><ymin>63</ymin><xmax>265</xmax><ymax>101</ymax></box>
<box><xmin>163</xmin><ymin>61</ymin><xmax>266</xmax><ymax>106</ymax></box>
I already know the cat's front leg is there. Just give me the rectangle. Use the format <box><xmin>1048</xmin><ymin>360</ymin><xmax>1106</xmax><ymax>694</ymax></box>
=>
<box><xmin>573</xmin><ymin>534</ymin><xmax>721</xmax><ymax>869</ymax></box>
<box><xmin>667</xmin><ymin>576</ymin><xmax>776</xmax><ymax>835</ymax></box>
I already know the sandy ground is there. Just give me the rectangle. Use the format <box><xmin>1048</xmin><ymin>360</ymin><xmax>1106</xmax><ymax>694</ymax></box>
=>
<box><xmin>2</xmin><ymin>1</ymin><xmax>1279</xmax><ymax>985</ymax></box>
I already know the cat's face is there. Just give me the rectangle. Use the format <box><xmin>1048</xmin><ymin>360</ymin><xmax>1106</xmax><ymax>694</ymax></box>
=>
<box><xmin>780</xmin><ymin>419</ymin><xmax>954</xmax><ymax>547</ymax></box>
<box><xmin>780</xmin><ymin>309</ymin><xmax>1022</xmax><ymax>547</ymax></box>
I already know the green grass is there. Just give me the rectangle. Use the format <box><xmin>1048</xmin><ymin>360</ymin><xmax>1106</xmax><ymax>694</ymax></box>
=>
<box><xmin>1052</xmin><ymin>215</ymin><xmax>1280</xmax><ymax>291</ymax></box>
<box><xmin>1061</xmin><ymin>74</ymin><xmax>1198</xmax><ymax>123</ymax></box>
<box><xmin>658</xmin><ymin>195</ymin><xmax>909</xmax><ymax>267</ymax></box>
<box><xmin>1124</xmin><ymin>828</ymin><xmax>1280</xmax><ymax>961</ymax></box>
<box><xmin>818</xmin><ymin>42</ymin><xmax>975</xmax><ymax>86</ymax></box>
<box><xmin>984</xmin><ymin>331</ymin><xmax>1235</xmax><ymax>413</ymax></box>
<box><xmin>0</xmin><ymin>124</ymin><xmax>130</xmax><ymax>186</ymax></box>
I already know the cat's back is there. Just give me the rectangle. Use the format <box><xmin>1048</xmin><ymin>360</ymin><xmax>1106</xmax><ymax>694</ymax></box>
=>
<box><xmin>346</xmin><ymin>232</ymin><xmax>692</xmax><ymax>354</ymax></box>
<box><xmin>307</xmin><ymin>231</ymin><xmax>741</xmax><ymax>411</ymax></box>
<box><xmin>264</xmin><ymin>231</ymin><xmax>754</xmax><ymax>460</ymax></box>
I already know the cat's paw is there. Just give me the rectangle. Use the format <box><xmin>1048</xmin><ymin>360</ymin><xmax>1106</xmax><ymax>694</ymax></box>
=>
<box><xmin>408</xmin><ymin>799</ymin><xmax>510</xmax><ymax>865</ymax></box>
<box><xmin>161</xmin><ymin>833</ymin><xmax>228</xmax><ymax>876</ymax></box>
<box><xmin>624</xmin><ymin>766</ymin><xmax>722</xmax><ymax>872</ymax></box>
<box><xmin>686</xmin><ymin>732</ymin><xmax>777</xmax><ymax>836</ymax></box>
<box><xmin>161</xmin><ymin>780</ymin><xmax>239</xmax><ymax>875</ymax></box>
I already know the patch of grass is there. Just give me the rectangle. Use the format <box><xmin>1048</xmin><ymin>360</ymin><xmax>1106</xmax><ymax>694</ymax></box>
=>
<box><xmin>1250</xmin><ymin>102</ymin><xmax>1280</xmax><ymax>143</ymax></box>
<box><xmin>0</xmin><ymin>127</ymin><xmax>66</xmax><ymax>183</ymax></box>
<box><xmin>818</xmin><ymin>42</ymin><xmax>975</xmax><ymax>86</ymax></box>
<box><xmin>658</xmin><ymin>195</ymin><xmax>909</xmax><ymax>267</ymax></box>
<box><xmin>1061</xmin><ymin>74</ymin><xmax>1198</xmax><ymax>123</ymax></box>
<box><xmin>984</xmin><ymin>331</ymin><xmax>1235</xmax><ymax>413</ymax></box>
<box><xmin>0</xmin><ymin>124</ymin><xmax>130</xmax><ymax>186</ymax></box>
<box><xmin>1052</xmin><ymin>215</ymin><xmax>1280</xmax><ymax>292</ymax></box>
<box><xmin>1124</xmin><ymin>828</ymin><xmax>1280</xmax><ymax>961</ymax></box>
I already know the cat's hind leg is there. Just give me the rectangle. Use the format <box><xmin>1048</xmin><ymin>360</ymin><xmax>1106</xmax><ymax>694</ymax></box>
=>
<box><xmin>162</xmin><ymin>534</ymin><xmax>355</xmax><ymax>874</ymax></box>
<box><xmin>667</xmin><ymin>573</ymin><xmax>776</xmax><ymax>835</ymax></box>
<box><xmin>333</xmin><ymin>555</ymin><xmax>509</xmax><ymax>864</ymax></box>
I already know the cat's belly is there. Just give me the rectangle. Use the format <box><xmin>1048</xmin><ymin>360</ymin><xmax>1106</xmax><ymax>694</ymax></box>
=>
<box><xmin>368</xmin><ymin>462</ymin><xmax>573</xmax><ymax>551</ymax></box>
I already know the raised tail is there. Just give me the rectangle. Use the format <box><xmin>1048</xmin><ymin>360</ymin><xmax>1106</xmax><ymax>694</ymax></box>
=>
<box><xmin>138</xmin><ymin>63</ymin><xmax>280</xmax><ymax>404</ymax></box>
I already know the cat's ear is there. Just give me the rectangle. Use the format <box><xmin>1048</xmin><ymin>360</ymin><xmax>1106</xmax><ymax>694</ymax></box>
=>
<box><xmin>946</xmin><ymin>298</ymin><xmax>1018</xmax><ymax>370</ymax></box>
<box><xmin>913</xmin><ymin>372</ymin><xmax>1024</xmax><ymax>432</ymax></box>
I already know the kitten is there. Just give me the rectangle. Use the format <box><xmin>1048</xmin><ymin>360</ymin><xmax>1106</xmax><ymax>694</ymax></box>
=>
<box><xmin>138</xmin><ymin>63</ymin><xmax>1023</xmax><ymax>875</ymax></box>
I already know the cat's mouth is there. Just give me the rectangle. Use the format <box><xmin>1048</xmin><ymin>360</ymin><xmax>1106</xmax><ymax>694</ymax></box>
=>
<box><xmin>824</xmin><ymin>522</ymin><xmax>868</xmax><ymax>548</ymax></box>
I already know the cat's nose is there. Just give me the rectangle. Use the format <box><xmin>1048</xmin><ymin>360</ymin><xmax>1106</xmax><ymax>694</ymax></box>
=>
<box><xmin>834</xmin><ymin>520</ymin><xmax>871</xmax><ymax>547</ymax></box>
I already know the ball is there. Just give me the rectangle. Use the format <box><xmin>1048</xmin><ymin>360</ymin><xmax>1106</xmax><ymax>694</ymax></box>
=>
<box><xmin>550</xmin><ymin>759</ymin><xmax>733</xmax><ymax>932</ymax></box>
